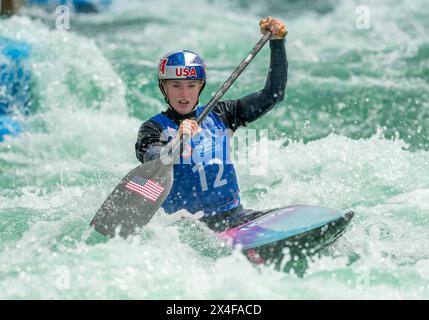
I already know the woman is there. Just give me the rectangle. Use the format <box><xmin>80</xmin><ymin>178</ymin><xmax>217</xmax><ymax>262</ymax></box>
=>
<box><xmin>135</xmin><ymin>16</ymin><xmax>288</xmax><ymax>231</ymax></box>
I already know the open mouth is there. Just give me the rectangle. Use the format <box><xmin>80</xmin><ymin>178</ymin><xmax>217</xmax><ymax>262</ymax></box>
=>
<box><xmin>178</xmin><ymin>100</ymin><xmax>190</xmax><ymax>106</ymax></box>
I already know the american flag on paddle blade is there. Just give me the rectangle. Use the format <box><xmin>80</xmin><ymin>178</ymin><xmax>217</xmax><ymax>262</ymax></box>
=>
<box><xmin>125</xmin><ymin>176</ymin><xmax>164</xmax><ymax>202</ymax></box>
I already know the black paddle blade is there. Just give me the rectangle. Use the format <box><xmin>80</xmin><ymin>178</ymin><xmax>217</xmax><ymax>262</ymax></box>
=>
<box><xmin>90</xmin><ymin>156</ymin><xmax>174</xmax><ymax>238</ymax></box>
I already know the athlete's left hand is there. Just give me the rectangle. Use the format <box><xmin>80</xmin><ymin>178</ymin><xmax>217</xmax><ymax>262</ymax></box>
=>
<box><xmin>259</xmin><ymin>16</ymin><xmax>288</xmax><ymax>39</ymax></box>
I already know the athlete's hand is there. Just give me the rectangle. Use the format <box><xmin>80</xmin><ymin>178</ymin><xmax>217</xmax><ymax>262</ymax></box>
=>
<box><xmin>179</xmin><ymin>119</ymin><xmax>202</xmax><ymax>137</ymax></box>
<box><xmin>259</xmin><ymin>16</ymin><xmax>287</xmax><ymax>39</ymax></box>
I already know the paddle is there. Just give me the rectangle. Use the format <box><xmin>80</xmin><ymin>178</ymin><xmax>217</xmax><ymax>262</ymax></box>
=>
<box><xmin>90</xmin><ymin>31</ymin><xmax>273</xmax><ymax>238</ymax></box>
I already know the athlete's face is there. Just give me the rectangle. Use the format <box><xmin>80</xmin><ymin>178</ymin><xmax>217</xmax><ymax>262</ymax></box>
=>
<box><xmin>163</xmin><ymin>80</ymin><xmax>204</xmax><ymax>114</ymax></box>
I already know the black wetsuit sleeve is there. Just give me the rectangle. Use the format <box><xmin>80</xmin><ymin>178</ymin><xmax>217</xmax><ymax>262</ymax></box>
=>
<box><xmin>213</xmin><ymin>39</ymin><xmax>288</xmax><ymax>131</ymax></box>
<box><xmin>135</xmin><ymin>119</ymin><xmax>165</xmax><ymax>163</ymax></box>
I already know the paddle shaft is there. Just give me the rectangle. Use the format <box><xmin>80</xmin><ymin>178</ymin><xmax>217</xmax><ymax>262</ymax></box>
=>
<box><xmin>171</xmin><ymin>31</ymin><xmax>273</xmax><ymax>157</ymax></box>
<box><xmin>197</xmin><ymin>31</ymin><xmax>272</xmax><ymax>125</ymax></box>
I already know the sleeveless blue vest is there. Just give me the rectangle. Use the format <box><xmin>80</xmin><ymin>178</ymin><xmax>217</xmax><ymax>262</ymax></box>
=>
<box><xmin>150</xmin><ymin>106</ymin><xmax>240</xmax><ymax>216</ymax></box>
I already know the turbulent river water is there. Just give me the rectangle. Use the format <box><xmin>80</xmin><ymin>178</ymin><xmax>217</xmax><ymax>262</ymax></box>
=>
<box><xmin>1</xmin><ymin>0</ymin><xmax>428</xmax><ymax>299</ymax></box>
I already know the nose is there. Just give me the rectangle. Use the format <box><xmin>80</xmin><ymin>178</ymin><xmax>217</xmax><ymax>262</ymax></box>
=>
<box><xmin>179</xmin><ymin>85</ymin><xmax>189</xmax><ymax>97</ymax></box>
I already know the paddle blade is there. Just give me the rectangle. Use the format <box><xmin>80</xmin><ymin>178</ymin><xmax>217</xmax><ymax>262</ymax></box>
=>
<box><xmin>90</xmin><ymin>156</ymin><xmax>174</xmax><ymax>238</ymax></box>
